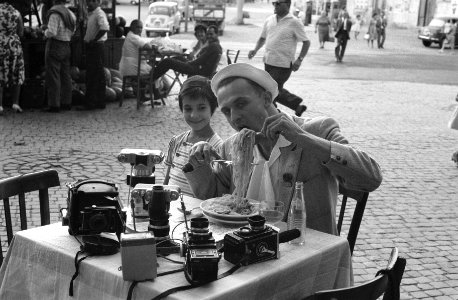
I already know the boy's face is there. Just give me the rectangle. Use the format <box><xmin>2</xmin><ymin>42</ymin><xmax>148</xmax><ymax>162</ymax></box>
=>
<box><xmin>182</xmin><ymin>95</ymin><xmax>213</xmax><ymax>132</ymax></box>
<box><xmin>87</xmin><ymin>0</ymin><xmax>98</xmax><ymax>12</ymax></box>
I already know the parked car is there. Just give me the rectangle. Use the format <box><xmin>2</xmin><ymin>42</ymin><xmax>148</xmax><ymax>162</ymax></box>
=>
<box><xmin>164</xmin><ymin>0</ymin><xmax>194</xmax><ymax>21</ymax></box>
<box><xmin>418</xmin><ymin>15</ymin><xmax>458</xmax><ymax>48</ymax></box>
<box><xmin>143</xmin><ymin>2</ymin><xmax>181</xmax><ymax>37</ymax></box>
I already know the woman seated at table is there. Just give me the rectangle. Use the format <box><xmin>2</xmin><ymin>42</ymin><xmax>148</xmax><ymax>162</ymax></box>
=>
<box><xmin>118</xmin><ymin>19</ymin><xmax>152</xmax><ymax>78</ymax></box>
<box><xmin>153</xmin><ymin>25</ymin><xmax>222</xmax><ymax>81</ymax></box>
<box><xmin>187</xmin><ymin>24</ymin><xmax>207</xmax><ymax>60</ymax></box>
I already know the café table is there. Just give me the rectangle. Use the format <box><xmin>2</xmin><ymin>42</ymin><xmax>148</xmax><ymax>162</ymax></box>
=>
<box><xmin>0</xmin><ymin>196</ymin><xmax>353</xmax><ymax>300</ymax></box>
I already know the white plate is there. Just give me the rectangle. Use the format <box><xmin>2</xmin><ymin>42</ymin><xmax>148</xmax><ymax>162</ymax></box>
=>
<box><xmin>200</xmin><ymin>197</ymin><xmax>259</xmax><ymax>225</ymax></box>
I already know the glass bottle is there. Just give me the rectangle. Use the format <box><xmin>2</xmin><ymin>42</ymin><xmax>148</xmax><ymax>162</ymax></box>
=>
<box><xmin>287</xmin><ymin>182</ymin><xmax>306</xmax><ymax>245</ymax></box>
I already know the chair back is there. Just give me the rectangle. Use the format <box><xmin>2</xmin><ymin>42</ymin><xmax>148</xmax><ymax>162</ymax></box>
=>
<box><xmin>136</xmin><ymin>47</ymin><xmax>157</xmax><ymax>109</ymax></box>
<box><xmin>226</xmin><ymin>49</ymin><xmax>240</xmax><ymax>64</ymax></box>
<box><xmin>313</xmin><ymin>247</ymin><xmax>406</xmax><ymax>300</ymax></box>
<box><xmin>0</xmin><ymin>169</ymin><xmax>60</xmax><ymax>265</ymax></box>
<box><xmin>338</xmin><ymin>185</ymin><xmax>369</xmax><ymax>255</ymax></box>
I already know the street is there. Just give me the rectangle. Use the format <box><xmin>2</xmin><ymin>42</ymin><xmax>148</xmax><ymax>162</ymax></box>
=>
<box><xmin>1</xmin><ymin>2</ymin><xmax>458</xmax><ymax>299</ymax></box>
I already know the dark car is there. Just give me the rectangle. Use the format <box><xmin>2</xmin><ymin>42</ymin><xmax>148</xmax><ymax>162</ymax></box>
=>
<box><xmin>418</xmin><ymin>15</ymin><xmax>458</xmax><ymax>48</ymax></box>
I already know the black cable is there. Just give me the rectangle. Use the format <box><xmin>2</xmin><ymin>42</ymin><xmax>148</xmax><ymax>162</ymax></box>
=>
<box><xmin>156</xmin><ymin>238</ymin><xmax>183</xmax><ymax>247</ymax></box>
<box><xmin>171</xmin><ymin>221</ymin><xmax>185</xmax><ymax>240</ymax></box>
<box><xmin>127</xmin><ymin>281</ymin><xmax>138</xmax><ymax>300</ymax></box>
<box><xmin>157</xmin><ymin>254</ymin><xmax>183</xmax><ymax>264</ymax></box>
<box><xmin>69</xmin><ymin>250</ymin><xmax>91</xmax><ymax>296</ymax></box>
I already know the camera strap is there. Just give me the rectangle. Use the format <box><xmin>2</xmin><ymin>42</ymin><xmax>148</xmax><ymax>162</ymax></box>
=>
<box><xmin>69</xmin><ymin>250</ymin><xmax>92</xmax><ymax>296</ymax></box>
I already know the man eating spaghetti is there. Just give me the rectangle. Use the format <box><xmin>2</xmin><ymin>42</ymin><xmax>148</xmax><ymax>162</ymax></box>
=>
<box><xmin>184</xmin><ymin>63</ymin><xmax>382</xmax><ymax>235</ymax></box>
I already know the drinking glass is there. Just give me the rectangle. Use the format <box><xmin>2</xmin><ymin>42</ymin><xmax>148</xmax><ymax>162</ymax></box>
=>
<box><xmin>259</xmin><ymin>202</ymin><xmax>285</xmax><ymax>226</ymax></box>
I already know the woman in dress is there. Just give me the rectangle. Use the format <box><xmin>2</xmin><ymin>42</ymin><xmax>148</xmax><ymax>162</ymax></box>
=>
<box><xmin>315</xmin><ymin>11</ymin><xmax>331</xmax><ymax>49</ymax></box>
<box><xmin>367</xmin><ymin>13</ymin><xmax>378</xmax><ymax>48</ymax></box>
<box><xmin>0</xmin><ymin>0</ymin><xmax>25</xmax><ymax>114</ymax></box>
<box><xmin>354</xmin><ymin>15</ymin><xmax>362</xmax><ymax>40</ymax></box>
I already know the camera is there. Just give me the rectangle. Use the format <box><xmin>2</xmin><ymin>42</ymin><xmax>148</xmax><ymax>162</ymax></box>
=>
<box><xmin>180</xmin><ymin>217</ymin><xmax>221</xmax><ymax>284</ymax></box>
<box><xmin>117</xmin><ymin>149</ymin><xmax>164</xmax><ymax>186</ymax></box>
<box><xmin>147</xmin><ymin>185</ymin><xmax>180</xmax><ymax>240</ymax></box>
<box><xmin>131</xmin><ymin>184</ymin><xmax>181</xmax><ymax>218</ymax></box>
<box><xmin>224</xmin><ymin>215</ymin><xmax>279</xmax><ymax>266</ymax></box>
<box><xmin>63</xmin><ymin>179</ymin><xmax>126</xmax><ymax>239</ymax></box>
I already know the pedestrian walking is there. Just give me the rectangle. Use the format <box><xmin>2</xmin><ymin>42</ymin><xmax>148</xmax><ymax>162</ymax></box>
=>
<box><xmin>315</xmin><ymin>11</ymin><xmax>331</xmax><ymax>49</ymax></box>
<box><xmin>448</xmin><ymin>96</ymin><xmax>458</xmax><ymax>167</ymax></box>
<box><xmin>439</xmin><ymin>19</ymin><xmax>456</xmax><ymax>53</ymax></box>
<box><xmin>376</xmin><ymin>11</ymin><xmax>387</xmax><ymax>49</ymax></box>
<box><xmin>367</xmin><ymin>13</ymin><xmax>378</xmax><ymax>48</ymax></box>
<box><xmin>353</xmin><ymin>15</ymin><xmax>362</xmax><ymax>40</ymax></box>
<box><xmin>82</xmin><ymin>0</ymin><xmax>109</xmax><ymax>110</ymax></box>
<box><xmin>42</xmin><ymin>0</ymin><xmax>76</xmax><ymax>113</ymax></box>
<box><xmin>0</xmin><ymin>0</ymin><xmax>24</xmax><ymax>115</ymax></box>
<box><xmin>248</xmin><ymin>0</ymin><xmax>309</xmax><ymax>117</ymax></box>
<box><xmin>334</xmin><ymin>11</ymin><xmax>352</xmax><ymax>62</ymax></box>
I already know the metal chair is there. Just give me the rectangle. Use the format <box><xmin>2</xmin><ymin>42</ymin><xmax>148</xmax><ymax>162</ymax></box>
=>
<box><xmin>312</xmin><ymin>247</ymin><xmax>406</xmax><ymax>300</ymax></box>
<box><xmin>337</xmin><ymin>185</ymin><xmax>369</xmax><ymax>255</ymax></box>
<box><xmin>0</xmin><ymin>169</ymin><xmax>60</xmax><ymax>265</ymax></box>
<box><xmin>120</xmin><ymin>47</ymin><xmax>157</xmax><ymax>109</ymax></box>
<box><xmin>226</xmin><ymin>49</ymin><xmax>240</xmax><ymax>65</ymax></box>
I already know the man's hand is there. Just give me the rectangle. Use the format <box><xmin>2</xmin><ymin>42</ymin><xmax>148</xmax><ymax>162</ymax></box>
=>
<box><xmin>188</xmin><ymin>141</ymin><xmax>219</xmax><ymax>169</ymax></box>
<box><xmin>261</xmin><ymin>113</ymin><xmax>304</xmax><ymax>143</ymax></box>
<box><xmin>248</xmin><ymin>50</ymin><xmax>257</xmax><ymax>59</ymax></box>
<box><xmin>292</xmin><ymin>59</ymin><xmax>302</xmax><ymax>71</ymax></box>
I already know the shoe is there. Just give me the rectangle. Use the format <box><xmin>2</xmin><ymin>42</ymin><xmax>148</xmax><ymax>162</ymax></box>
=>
<box><xmin>43</xmin><ymin>106</ymin><xmax>60</xmax><ymax>113</ymax></box>
<box><xmin>61</xmin><ymin>104</ymin><xmax>72</xmax><ymax>111</ymax></box>
<box><xmin>295</xmin><ymin>105</ymin><xmax>307</xmax><ymax>117</ymax></box>
<box><xmin>439</xmin><ymin>49</ymin><xmax>444</xmax><ymax>53</ymax></box>
<box><xmin>12</xmin><ymin>104</ymin><xmax>23</xmax><ymax>113</ymax></box>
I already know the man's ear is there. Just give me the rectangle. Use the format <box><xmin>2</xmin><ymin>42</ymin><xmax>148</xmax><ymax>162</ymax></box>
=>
<box><xmin>263</xmin><ymin>91</ymin><xmax>273</xmax><ymax>107</ymax></box>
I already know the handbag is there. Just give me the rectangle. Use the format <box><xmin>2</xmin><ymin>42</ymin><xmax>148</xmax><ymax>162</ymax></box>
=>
<box><xmin>448</xmin><ymin>105</ymin><xmax>458</xmax><ymax>130</ymax></box>
<box><xmin>364</xmin><ymin>33</ymin><xmax>370</xmax><ymax>40</ymax></box>
<box><xmin>327</xmin><ymin>36</ymin><xmax>335</xmax><ymax>42</ymax></box>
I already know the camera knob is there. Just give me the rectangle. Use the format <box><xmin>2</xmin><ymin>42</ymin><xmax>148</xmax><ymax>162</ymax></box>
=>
<box><xmin>118</xmin><ymin>154</ymin><xmax>128</xmax><ymax>163</ymax></box>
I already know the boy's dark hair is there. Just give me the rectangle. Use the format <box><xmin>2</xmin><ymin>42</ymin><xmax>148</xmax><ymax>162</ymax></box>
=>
<box><xmin>178</xmin><ymin>76</ymin><xmax>218</xmax><ymax>114</ymax></box>
<box><xmin>207</xmin><ymin>25</ymin><xmax>219</xmax><ymax>35</ymax></box>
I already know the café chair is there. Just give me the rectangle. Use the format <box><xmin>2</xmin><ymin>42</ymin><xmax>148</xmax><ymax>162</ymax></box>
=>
<box><xmin>0</xmin><ymin>169</ymin><xmax>60</xmax><ymax>265</ymax></box>
<box><xmin>120</xmin><ymin>47</ymin><xmax>157</xmax><ymax>109</ymax></box>
<box><xmin>338</xmin><ymin>185</ymin><xmax>369</xmax><ymax>255</ymax></box>
<box><xmin>312</xmin><ymin>247</ymin><xmax>406</xmax><ymax>300</ymax></box>
<box><xmin>226</xmin><ymin>49</ymin><xmax>240</xmax><ymax>65</ymax></box>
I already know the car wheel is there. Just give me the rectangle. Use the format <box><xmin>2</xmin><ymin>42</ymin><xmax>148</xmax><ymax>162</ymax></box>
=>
<box><xmin>422</xmin><ymin>40</ymin><xmax>432</xmax><ymax>47</ymax></box>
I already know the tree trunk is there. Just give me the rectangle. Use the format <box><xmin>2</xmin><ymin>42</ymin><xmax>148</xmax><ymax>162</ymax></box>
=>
<box><xmin>236</xmin><ymin>0</ymin><xmax>245</xmax><ymax>25</ymax></box>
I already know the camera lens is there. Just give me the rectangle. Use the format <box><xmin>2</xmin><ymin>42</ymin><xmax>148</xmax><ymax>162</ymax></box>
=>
<box><xmin>88</xmin><ymin>213</ymin><xmax>109</xmax><ymax>232</ymax></box>
<box><xmin>149</xmin><ymin>185</ymin><xmax>168</xmax><ymax>221</ymax></box>
<box><xmin>190</xmin><ymin>217</ymin><xmax>209</xmax><ymax>230</ymax></box>
<box><xmin>248</xmin><ymin>215</ymin><xmax>266</xmax><ymax>231</ymax></box>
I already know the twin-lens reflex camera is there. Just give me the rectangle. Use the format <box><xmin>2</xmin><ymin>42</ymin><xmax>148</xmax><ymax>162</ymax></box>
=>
<box><xmin>180</xmin><ymin>217</ymin><xmax>221</xmax><ymax>284</ymax></box>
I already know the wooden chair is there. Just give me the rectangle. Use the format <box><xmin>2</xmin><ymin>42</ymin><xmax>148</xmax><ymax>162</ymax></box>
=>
<box><xmin>226</xmin><ymin>49</ymin><xmax>240</xmax><ymax>65</ymax></box>
<box><xmin>120</xmin><ymin>47</ymin><xmax>158</xmax><ymax>109</ymax></box>
<box><xmin>338</xmin><ymin>185</ymin><xmax>369</xmax><ymax>255</ymax></box>
<box><xmin>312</xmin><ymin>247</ymin><xmax>406</xmax><ymax>300</ymax></box>
<box><xmin>0</xmin><ymin>169</ymin><xmax>60</xmax><ymax>265</ymax></box>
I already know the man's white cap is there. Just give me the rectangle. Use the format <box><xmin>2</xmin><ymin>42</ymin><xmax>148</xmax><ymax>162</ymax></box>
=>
<box><xmin>211</xmin><ymin>63</ymin><xmax>279</xmax><ymax>100</ymax></box>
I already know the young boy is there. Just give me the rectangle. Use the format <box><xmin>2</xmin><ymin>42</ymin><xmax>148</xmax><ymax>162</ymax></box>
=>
<box><xmin>163</xmin><ymin>76</ymin><xmax>222</xmax><ymax>196</ymax></box>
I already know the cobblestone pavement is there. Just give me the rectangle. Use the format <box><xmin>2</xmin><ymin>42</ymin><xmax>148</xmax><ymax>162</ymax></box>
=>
<box><xmin>1</xmin><ymin>3</ymin><xmax>458</xmax><ymax>298</ymax></box>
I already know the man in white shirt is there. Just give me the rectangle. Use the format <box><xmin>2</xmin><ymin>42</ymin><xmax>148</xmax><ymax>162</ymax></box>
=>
<box><xmin>248</xmin><ymin>0</ymin><xmax>309</xmax><ymax>117</ymax></box>
<box><xmin>82</xmin><ymin>0</ymin><xmax>109</xmax><ymax>110</ymax></box>
<box><xmin>119</xmin><ymin>20</ymin><xmax>152</xmax><ymax>77</ymax></box>
<box><xmin>184</xmin><ymin>64</ymin><xmax>383</xmax><ymax>235</ymax></box>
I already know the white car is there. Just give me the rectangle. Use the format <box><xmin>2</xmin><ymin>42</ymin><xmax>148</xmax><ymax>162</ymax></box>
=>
<box><xmin>144</xmin><ymin>2</ymin><xmax>181</xmax><ymax>37</ymax></box>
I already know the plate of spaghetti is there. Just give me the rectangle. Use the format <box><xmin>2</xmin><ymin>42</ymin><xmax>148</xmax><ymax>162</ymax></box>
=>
<box><xmin>200</xmin><ymin>194</ymin><xmax>260</xmax><ymax>225</ymax></box>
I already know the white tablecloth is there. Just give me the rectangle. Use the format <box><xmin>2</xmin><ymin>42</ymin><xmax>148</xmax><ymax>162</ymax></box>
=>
<box><xmin>0</xmin><ymin>199</ymin><xmax>353</xmax><ymax>300</ymax></box>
